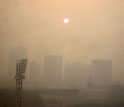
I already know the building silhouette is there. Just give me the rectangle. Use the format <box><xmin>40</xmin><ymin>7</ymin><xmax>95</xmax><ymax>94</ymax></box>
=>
<box><xmin>64</xmin><ymin>60</ymin><xmax>112</xmax><ymax>89</ymax></box>
<box><xmin>44</xmin><ymin>55</ymin><xmax>63</xmax><ymax>89</ymax></box>
<box><xmin>64</xmin><ymin>62</ymin><xmax>90</xmax><ymax>89</ymax></box>
<box><xmin>90</xmin><ymin>60</ymin><xmax>112</xmax><ymax>87</ymax></box>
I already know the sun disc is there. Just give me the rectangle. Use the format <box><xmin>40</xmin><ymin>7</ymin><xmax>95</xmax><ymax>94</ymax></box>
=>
<box><xmin>64</xmin><ymin>18</ymin><xmax>69</xmax><ymax>24</ymax></box>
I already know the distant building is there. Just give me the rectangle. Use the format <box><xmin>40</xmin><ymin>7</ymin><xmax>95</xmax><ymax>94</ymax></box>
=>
<box><xmin>64</xmin><ymin>60</ymin><xmax>112</xmax><ymax>89</ymax></box>
<box><xmin>29</xmin><ymin>62</ymin><xmax>41</xmax><ymax>82</ymax></box>
<box><xmin>41</xmin><ymin>89</ymin><xmax>110</xmax><ymax>107</ymax></box>
<box><xmin>90</xmin><ymin>60</ymin><xmax>112</xmax><ymax>87</ymax></box>
<box><xmin>64</xmin><ymin>62</ymin><xmax>90</xmax><ymax>89</ymax></box>
<box><xmin>41</xmin><ymin>89</ymin><xmax>83</xmax><ymax>107</ymax></box>
<box><xmin>44</xmin><ymin>55</ymin><xmax>63</xmax><ymax>88</ymax></box>
<box><xmin>9</xmin><ymin>47</ymin><xmax>27</xmax><ymax>83</ymax></box>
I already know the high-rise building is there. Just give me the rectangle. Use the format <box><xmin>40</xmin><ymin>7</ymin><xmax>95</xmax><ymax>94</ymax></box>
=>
<box><xmin>90</xmin><ymin>60</ymin><xmax>112</xmax><ymax>87</ymax></box>
<box><xmin>9</xmin><ymin>47</ymin><xmax>27</xmax><ymax>82</ymax></box>
<box><xmin>64</xmin><ymin>62</ymin><xmax>90</xmax><ymax>89</ymax></box>
<box><xmin>44</xmin><ymin>55</ymin><xmax>63</xmax><ymax>88</ymax></box>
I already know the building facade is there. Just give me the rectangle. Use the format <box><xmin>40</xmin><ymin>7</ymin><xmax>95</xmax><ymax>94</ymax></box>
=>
<box><xmin>64</xmin><ymin>62</ymin><xmax>90</xmax><ymax>89</ymax></box>
<box><xmin>90</xmin><ymin>60</ymin><xmax>112</xmax><ymax>87</ymax></box>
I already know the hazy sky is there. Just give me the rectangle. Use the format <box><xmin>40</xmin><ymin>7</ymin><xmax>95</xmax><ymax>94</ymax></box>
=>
<box><xmin>0</xmin><ymin>0</ymin><xmax>124</xmax><ymax>82</ymax></box>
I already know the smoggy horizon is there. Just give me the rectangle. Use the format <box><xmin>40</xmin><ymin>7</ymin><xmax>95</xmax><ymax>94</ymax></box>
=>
<box><xmin>0</xmin><ymin>0</ymin><xmax>124</xmax><ymax>82</ymax></box>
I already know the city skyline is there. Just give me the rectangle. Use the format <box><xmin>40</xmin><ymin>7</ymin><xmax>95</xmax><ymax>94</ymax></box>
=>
<box><xmin>0</xmin><ymin>1</ymin><xmax>124</xmax><ymax>106</ymax></box>
<box><xmin>0</xmin><ymin>47</ymin><xmax>117</xmax><ymax>85</ymax></box>
<box><xmin>0</xmin><ymin>0</ymin><xmax>124</xmax><ymax>82</ymax></box>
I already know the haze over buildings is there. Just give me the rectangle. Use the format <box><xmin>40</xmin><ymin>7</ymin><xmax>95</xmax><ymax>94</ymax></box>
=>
<box><xmin>29</xmin><ymin>62</ymin><xmax>41</xmax><ymax>82</ymax></box>
<box><xmin>64</xmin><ymin>60</ymin><xmax>112</xmax><ymax>89</ymax></box>
<box><xmin>23</xmin><ymin>54</ymin><xmax>112</xmax><ymax>89</ymax></box>
<box><xmin>0</xmin><ymin>1</ymin><xmax>124</xmax><ymax>106</ymax></box>
<box><xmin>91</xmin><ymin>60</ymin><xmax>112</xmax><ymax>87</ymax></box>
<box><xmin>44</xmin><ymin>55</ymin><xmax>63</xmax><ymax>88</ymax></box>
<box><xmin>0</xmin><ymin>0</ymin><xmax>124</xmax><ymax>85</ymax></box>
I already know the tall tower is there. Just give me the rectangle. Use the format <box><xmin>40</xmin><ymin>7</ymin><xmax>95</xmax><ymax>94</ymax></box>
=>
<box><xmin>9</xmin><ymin>47</ymin><xmax>27</xmax><ymax>83</ymax></box>
<box><xmin>44</xmin><ymin>55</ymin><xmax>63</xmax><ymax>88</ymax></box>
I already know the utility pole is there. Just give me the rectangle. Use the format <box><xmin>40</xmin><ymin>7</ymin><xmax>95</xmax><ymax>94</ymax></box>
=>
<box><xmin>15</xmin><ymin>59</ymin><xmax>27</xmax><ymax>107</ymax></box>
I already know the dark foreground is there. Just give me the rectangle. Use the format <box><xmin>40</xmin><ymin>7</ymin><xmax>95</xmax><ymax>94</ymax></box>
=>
<box><xmin>0</xmin><ymin>87</ymin><xmax>124</xmax><ymax>107</ymax></box>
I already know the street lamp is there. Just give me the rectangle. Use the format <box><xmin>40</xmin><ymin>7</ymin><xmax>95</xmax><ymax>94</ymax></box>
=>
<box><xmin>15</xmin><ymin>59</ymin><xmax>27</xmax><ymax>107</ymax></box>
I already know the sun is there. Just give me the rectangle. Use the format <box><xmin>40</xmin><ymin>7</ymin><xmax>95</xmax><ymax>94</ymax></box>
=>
<box><xmin>64</xmin><ymin>18</ymin><xmax>69</xmax><ymax>24</ymax></box>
